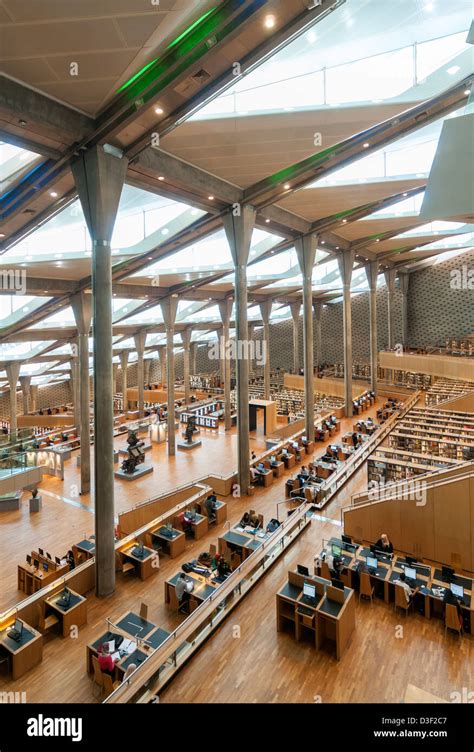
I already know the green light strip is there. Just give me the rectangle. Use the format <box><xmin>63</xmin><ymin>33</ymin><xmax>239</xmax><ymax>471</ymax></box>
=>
<box><xmin>166</xmin><ymin>7</ymin><xmax>217</xmax><ymax>50</ymax></box>
<box><xmin>117</xmin><ymin>58</ymin><xmax>158</xmax><ymax>93</ymax></box>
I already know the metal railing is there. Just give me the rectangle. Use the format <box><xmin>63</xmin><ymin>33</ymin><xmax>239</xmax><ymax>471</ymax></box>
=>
<box><xmin>104</xmin><ymin>499</ymin><xmax>311</xmax><ymax>704</ymax></box>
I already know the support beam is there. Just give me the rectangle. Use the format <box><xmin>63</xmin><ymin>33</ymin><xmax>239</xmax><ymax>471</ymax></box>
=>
<box><xmin>190</xmin><ymin>342</ymin><xmax>198</xmax><ymax>376</ymax></box>
<box><xmin>71</xmin><ymin>292</ymin><xmax>92</xmax><ymax>495</ymax></box>
<box><xmin>180</xmin><ymin>329</ymin><xmax>192</xmax><ymax>405</ymax></box>
<box><xmin>338</xmin><ymin>250</ymin><xmax>355</xmax><ymax>417</ymax></box>
<box><xmin>158</xmin><ymin>346</ymin><xmax>167</xmax><ymax>388</ymax></box>
<box><xmin>365</xmin><ymin>262</ymin><xmax>379</xmax><ymax>394</ymax></box>
<box><xmin>72</xmin><ymin>145</ymin><xmax>127</xmax><ymax>599</ymax></box>
<box><xmin>19</xmin><ymin>375</ymin><xmax>31</xmax><ymax>416</ymax></box>
<box><xmin>160</xmin><ymin>296</ymin><xmax>179</xmax><ymax>456</ymax></box>
<box><xmin>224</xmin><ymin>205</ymin><xmax>256</xmax><ymax>494</ymax></box>
<box><xmin>119</xmin><ymin>351</ymin><xmax>129</xmax><ymax>413</ymax></box>
<box><xmin>218</xmin><ymin>299</ymin><xmax>233</xmax><ymax>431</ymax></box>
<box><xmin>313</xmin><ymin>301</ymin><xmax>322</xmax><ymax>368</ymax></box>
<box><xmin>399</xmin><ymin>272</ymin><xmax>410</xmax><ymax>347</ymax></box>
<box><xmin>384</xmin><ymin>269</ymin><xmax>398</xmax><ymax>349</ymax></box>
<box><xmin>6</xmin><ymin>362</ymin><xmax>21</xmax><ymax>440</ymax></box>
<box><xmin>259</xmin><ymin>301</ymin><xmax>272</xmax><ymax>401</ymax></box>
<box><xmin>112</xmin><ymin>362</ymin><xmax>119</xmax><ymax>396</ymax></box>
<box><xmin>134</xmin><ymin>331</ymin><xmax>147</xmax><ymax>418</ymax></box>
<box><xmin>30</xmin><ymin>384</ymin><xmax>38</xmax><ymax>413</ymax></box>
<box><xmin>290</xmin><ymin>302</ymin><xmax>301</xmax><ymax>374</ymax></box>
<box><xmin>248</xmin><ymin>321</ymin><xmax>256</xmax><ymax>375</ymax></box>
<box><xmin>295</xmin><ymin>234</ymin><xmax>317</xmax><ymax>441</ymax></box>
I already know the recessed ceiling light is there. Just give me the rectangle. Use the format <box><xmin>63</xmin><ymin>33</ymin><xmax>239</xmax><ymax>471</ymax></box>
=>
<box><xmin>321</xmin><ymin>240</ymin><xmax>325</xmax><ymax>244</ymax></box>
<box><xmin>403</xmin><ymin>192</ymin><xmax>408</xmax><ymax>196</ymax></box>
<box><xmin>264</xmin><ymin>14</ymin><xmax>276</xmax><ymax>29</ymax></box>
<box><xmin>376</xmin><ymin>238</ymin><xmax>380</xmax><ymax>242</ymax></box>
<box><xmin>464</xmin><ymin>89</ymin><xmax>471</xmax><ymax>96</ymax></box>
<box><xmin>446</xmin><ymin>66</ymin><xmax>460</xmax><ymax>75</ymax></box>
<box><xmin>50</xmin><ymin>191</ymin><xmax>58</xmax><ymax>198</ymax></box>
<box><xmin>265</xmin><ymin>218</ymin><xmax>270</xmax><ymax>223</ymax></box>
<box><xmin>363</xmin><ymin>142</ymin><xmax>370</xmax><ymax>148</ymax></box>
<box><xmin>162</xmin><ymin>228</ymin><xmax>169</xmax><ymax>235</ymax></box>
<box><xmin>335</xmin><ymin>246</ymin><xmax>340</xmax><ymax>250</ymax></box>
<box><xmin>283</xmin><ymin>183</ymin><xmax>291</xmax><ymax>190</ymax></box>
<box><xmin>0</xmin><ymin>233</ymin><xmax>5</xmax><ymax>238</ymax></box>
<box><xmin>155</xmin><ymin>107</ymin><xmax>164</xmax><ymax>115</ymax></box>
<box><xmin>342</xmin><ymin>219</ymin><xmax>347</xmax><ymax>223</ymax></box>
<box><xmin>208</xmin><ymin>195</ymin><xmax>214</xmax><ymax>200</ymax></box>
<box><xmin>158</xmin><ymin>176</ymin><xmax>165</xmax><ymax>181</ymax></box>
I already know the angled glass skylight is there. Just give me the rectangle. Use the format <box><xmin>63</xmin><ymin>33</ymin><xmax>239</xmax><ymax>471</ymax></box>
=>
<box><xmin>1</xmin><ymin>141</ymin><xmax>41</xmax><ymax>193</ymax></box>
<box><xmin>361</xmin><ymin>191</ymin><xmax>425</xmax><ymax>220</ymax></box>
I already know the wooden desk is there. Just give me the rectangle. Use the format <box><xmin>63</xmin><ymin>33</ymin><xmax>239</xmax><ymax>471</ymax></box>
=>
<box><xmin>198</xmin><ymin>499</ymin><xmax>227</xmax><ymax>525</ymax></box>
<box><xmin>257</xmin><ymin>468</ymin><xmax>273</xmax><ymax>487</ymax></box>
<box><xmin>119</xmin><ymin>544</ymin><xmax>159</xmax><ymax>580</ymax></box>
<box><xmin>86</xmin><ymin>612</ymin><xmax>159</xmax><ymax>676</ymax></box>
<box><xmin>266</xmin><ymin>460</ymin><xmax>284</xmax><ymax>477</ymax></box>
<box><xmin>73</xmin><ymin>537</ymin><xmax>95</xmax><ymax>561</ymax></box>
<box><xmin>175</xmin><ymin>512</ymin><xmax>208</xmax><ymax>541</ymax></box>
<box><xmin>45</xmin><ymin>588</ymin><xmax>87</xmax><ymax>637</ymax></box>
<box><xmin>151</xmin><ymin>526</ymin><xmax>186</xmax><ymax>558</ymax></box>
<box><xmin>0</xmin><ymin>622</ymin><xmax>43</xmax><ymax>679</ymax></box>
<box><xmin>218</xmin><ymin>527</ymin><xmax>269</xmax><ymax>566</ymax></box>
<box><xmin>17</xmin><ymin>560</ymin><xmax>69</xmax><ymax>596</ymax></box>
<box><xmin>165</xmin><ymin>570</ymin><xmax>220</xmax><ymax>607</ymax></box>
<box><xmin>281</xmin><ymin>453</ymin><xmax>295</xmax><ymax>469</ymax></box>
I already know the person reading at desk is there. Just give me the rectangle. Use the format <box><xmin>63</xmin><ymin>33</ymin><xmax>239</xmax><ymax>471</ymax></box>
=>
<box><xmin>204</xmin><ymin>493</ymin><xmax>218</xmax><ymax>521</ymax></box>
<box><xmin>375</xmin><ymin>533</ymin><xmax>393</xmax><ymax>554</ymax></box>
<box><xmin>175</xmin><ymin>573</ymin><xmax>194</xmax><ymax>606</ymax></box>
<box><xmin>326</xmin><ymin>549</ymin><xmax>343</xmax><ymax>579</ymax></box>
<box><xmin>395</xmin><ymin>571</ymin><xmax>420</xmax><ymax>605</ymax></box>
<box><xmin>98</xmin><ymin>643</ymin><xmax>117</xmax><ymax>676</ymax></box>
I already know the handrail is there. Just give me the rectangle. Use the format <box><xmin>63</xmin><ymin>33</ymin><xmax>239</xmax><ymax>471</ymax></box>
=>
<box><xmin>312</xmin><ymin>392</ymin><xmax>420</xmax><ymax>509</ymax></box>
<box><xmin>105</xmin><ymin>500</ymin><xmax>310</xmax><ymax>704</ymax></box>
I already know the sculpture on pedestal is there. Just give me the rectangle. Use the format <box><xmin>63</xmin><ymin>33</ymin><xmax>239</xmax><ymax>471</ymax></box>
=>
<box><xmin>121</xmin><ymin>431</ymin><xmax>145</xmax><ymax>474</ymax></box>
<box><xmin>184</xmin><ymin>415</ymin><xmax>197</xmax><ymax>444</ymax></box>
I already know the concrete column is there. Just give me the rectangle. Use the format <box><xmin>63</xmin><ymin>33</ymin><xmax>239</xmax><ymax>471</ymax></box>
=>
<box><xmin>259</xmin><ymin>301</ymin><xmax>272</xmax><ymax>400</ymax></box>
<box><xmin>384</xmin><ymin>269</ymin><xmax>397</xmax><ymax>349</ymax></box>
<box><xmin>337</xmin><ymin>250</ymin><xmax>355</xmax><ymax>417</ymax></box>
<box><xmin>71</xmin><ymin>291</ymin><xmax>92</xmax><ymax>495</ymax></box>
<box><xmin>190</xmin><ymin>342</ymin><xmax>198</xmax><ymax>376</ymax></box>
<box><xmin>160</xmin><ymin>296</ymin><xmax>179</xmax><ymax>456</ymax></box>
<box><xmin>72</xmin><ymin>144</ymin><xmax>127</xmax><ymax>598</ymax></box>
<box><xmin>218</xmin><ymin>299</ymin><xmax>233</xmax><ymax>431</ymax></box>
<box><xmin>399</xmin><ymin>272</ymin><xmax>410</xmax><ymax>347</ymax></box>
<box><xmin>290</xmin><ymin>302</ymin><xmax>301</xmax><ymax>374</ymax></box>
<box><xmin>158</xmin><ymin>346</ymin><xmax>167</xmax><ymax>388</ymax></box>
<box><xmin>112</xmin><ymin>362</ymin><xmax>119</xmax><ymax>395</ymax></box>
<box><xmin>365</xmin><ymin>262</ymin><xmax>379</xmax><ymax>394</ymax></box>
<box><xmin>180</xmin><ymin>329</ymin><xmax>192</xmax><ymax>404</ymax></box>
<box><xmin>144</xmin><ymin>358</ymin><xmax>151</xmax><ymax>386</ymax></box>
<box><xmin>313</xmin><ymin>301</ymin><xmax>322</xmax><ymax>368</ymax></box>
<box><xmin>219</xmin><ymin>332</ymin><xmax>225</xmax><ymax>386</ymax></box>
<box><xmin>134</xmin><ymin>332</ymin><xmax>146</xmax><ymax>418</ymax></box>
<box><xmin>248</xmin><ymin>321</ymin><xmax>256</xmax><ymax>375</ymax></box>
<box><xmin>119</xmin><ymin>350</ymin><xmax>129</xmax><ymax>413</ymax></box>
<box><xmin>69</xmin><ymin>342</ymin><xmax>80</xmax><ymax>427</ymax></box>
<box><xmin>6</xmin><ymin>362</ymin><xmax>20</xmax><ymax>441</ymax></box>
<box><xmin>296</xmin><ymin>235</ymin><xmax>317</xmax><ymax>441</ymax></box>
<box><xmin>224</xmin><ymin>205</ymin><xmax>256</xmax><ymax>493</ymax></box>
<box><xmin>30</xmin><ymin>385</ymin><xmax>38</xmax><ymax>413</ymax></box>
<box><xmin>19</xmin><ymin>375</ymin><xmax>31</xmax><ymax>415</ymax></box>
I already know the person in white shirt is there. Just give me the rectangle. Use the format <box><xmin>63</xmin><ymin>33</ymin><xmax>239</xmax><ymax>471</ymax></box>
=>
<box><xmin>175</xmin><ymin>573</ymin><xmax>194</xmax><ymax>604</ymax></box>
<box><xmin>396</xmin><ymin>571</ymin><xmax>420</xmax><ymax>604</ymax></box>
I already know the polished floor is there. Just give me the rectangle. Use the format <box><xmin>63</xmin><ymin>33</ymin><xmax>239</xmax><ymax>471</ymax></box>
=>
<box><xmin>1</xmin><ymin>396</ymin><xmax>471</xmax><ymax>704</ymax></box>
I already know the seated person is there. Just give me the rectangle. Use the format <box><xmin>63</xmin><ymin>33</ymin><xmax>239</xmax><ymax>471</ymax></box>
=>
<box><xmin>298</xmin><ymin>465</ymin><xmax>310</xmax><ymax>482</ymax></box>
<box><xmin>249</xmin><ymin>511</ymin><xmax>260</xmax><ymax>528</ymax></box>
<box><xmin>178</xmin><ymin>511</ymin><xmax>193</xmax><ymax>536</ymax></box>
<box><xmin>198</xmin><ymin>551</ymin><xmax>213</xmax><ymax>568</ymax></box>
<box><xmin>301</xmin><ymin>435</ymin><xmax>309</xmax><ymax>447</ymax></box>
<box><xmin>215</xmin><ymin>555</ymin><xmax>231</xmax><ymax>578</ymax></box>
<box><xmin>98</xmin><ymin>643</ymin><xmax>118</xmax><ymax>676</ymax></box>
<box><xmin>269</xmin><ymin>454</ymin><xmax>278</xmax><ymax>466</ymax></box>
<box><xmin>443</xmin><ymin>587</ymin><xmax>463</xmax><ymax>627</ymax></box>
<box><xmin>351</xmin><ymin>432</ymin><xmax>359</xmax><ymax>449</ymax></box>
<box><xmin>204</xmin><ymin>493</ymin><xmax>218</xmax><ymax>520</ymax></box>
<box><xmin>175</xmin><ymin>572</ymin><xmax>194</xmax><ymax>607</ymax></box>
<box><xmin>375</xmin><ymin>533</ymin><xmax>393</xmax><ymax>554</ymax></box>
<box><xmin>395</xmin><ymin>571</ymin><xmax>420</xmax><ymax>605</ymax></box>
<box><xmin>239</xmin><ymin>511</ymin><xmax>251</xmax><ymax>528</ymax></box>
<box><xmin>326</xmin><ymin>549</ymin><xmax>343</xmax><ymax>579</ymax></box>
<box><xmin>250</xmin><ymin>466</ymin><xmax>264</xmax><ymax>484</ymax></box>
<box><xmin>65</xmin><ymin>550</ymin><xmax>75</xmax><ymax>570</ymax></box>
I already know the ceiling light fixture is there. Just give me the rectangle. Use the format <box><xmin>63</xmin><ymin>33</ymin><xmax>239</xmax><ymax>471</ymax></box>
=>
<box><xmin>403</xmin><ymin>192</ymin><xmax>408</xmax><ymax>196</ymax></box>
<box><xmin>446</xmin><ymin>66</ymin><xmax>460</xmax><ymax>75</ymax></box>
<box><xmin>264</xmin><ymin>14</ymin><xmax>276</xmax><ymax>29</ymax></box>
<box><xmin>283</xmin><ymin>183</ymin><xmax>291</xmax><ymax>190</ymax></box>
<box><xmin>208</xmin><ymin>195</ymin><xmax>214</xmax><ymax>200</ymax></box>
<box><xmin>50</xmin><ymin>191</ymin><xmax>58</xmax><ymax>198</ymax></box>
<box><xmin>155</xmin><ymin>107</ymin><xmax>164</xmax><ymax>115</ymax></box>
<box><xmin>464</xmin><ymin>89</ymin><xmax>471</xmax><ymax>96</ymax></box>
<box><xmin>363</xmin><ymin>142</ymin><xmax>370</xmax><ymax>148</ymax></box>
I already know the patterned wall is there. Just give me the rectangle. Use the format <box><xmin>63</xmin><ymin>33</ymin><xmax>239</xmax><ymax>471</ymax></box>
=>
<box><xmin>0</xmin><ymin>380</ymin><xmax>72</xmax><ymax>421</ymax></box>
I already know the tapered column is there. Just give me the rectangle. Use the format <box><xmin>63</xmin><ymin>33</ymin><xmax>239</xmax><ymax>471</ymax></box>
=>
<box><xmin>384</xmin><ymin>269</ymin><xmax>397</xmax><ymax>348</ymax></box>
<box><xmin>180</xmin><ymin>329</ymin><xmax>192</xmax><ymax>404</ymax></box>
<box><xmin>218</xmin><ymin>299</ymin><xmax>233</xmax><ymax>431</ymax></box>
<box><xmin>160</xmin><ymin>296</ymin><xmax>179</xmax><ymax>456</ymax></box>
<box><xmin>158</xmin><ymin>346</ymin><xmax>167</xmax><ymax>388</ymax></box>
<box><xmin>19</xmin><ymin>375</ymin><xmax>31</xmax><ymax>415</ymax></box>
<box><xmin>72</xmin><ymin>144</ymin><xmax>127</xmax><ymax>598</ymax></box>
<box><xmin>296</xmin><ymin>234</ymin><xmax>317</xmax><ymax>440</ymax></box>
<box><xmin>224</xmin><ymin>205</ymin><xmax>256</xmax><ymax>493</ymax></box>
<box><xmin>69</xmin><ymin>343</ymin><xmax>80</xmax><ymax>427</ymax></box>
<box><xmin>134</xmin><ymin>332</ymin><xmax>146</xmax><ymax>418</ymax></box>
<box><xmin>144</xmin><ymin>359</ymin><xmax>151</xmax><ymax>386</ymax></box>
<box><xmin>365</xmin><ymin>262</ymin><xmax>379</xmax><ymax>394</ymax></box>
<box><xmin>30</xmin><ymin>385</ymin><xmax>38</xmax><ymax>413</ymax></box>
<box><xmin>248</xmin><ymin>322</ymin><xmax>256</xmax><ymax>375</ymax></box>
<box><xmin>119</xmin><ymin>350</ymin><xmax>129</xmax><ymax>413</ymax></box>
<box><xmin>71</xmin><ymin>292</ymin><xmax>92</xmax><ymax>495</ymax></box>
<box><xmin>6</xmin><ymin>363</ymin><xmax>20</xmax><ymax>441</ymax></box>
<box><xmin>338</xmin><ymin>250</ymin><xmax>355</xmax><ymax>417</ymax></box>
<box><xmin>190</xmin><ymin>342</ymin><xmax>198</xmax><ymax>376</ymax></box>
<box><xmin>259</xmin><ymin>301</ymin><xmax>272</xmax><ymax>400</ymax></box>
<box><xmin>112</xmin><ymin>362</ymin><xmax>119</xmax><ymax>395</ymax></box>
<box><xmin>399</xmin><ymin>272</ymin><xmax>410</xmax><ymax>347</ymax></box>
<box><xmin>290</xmin><ymin>302</ymin><xmax>301</xmax><ymax>374</ymax></box>
<box><xmin>313</xmin><ymin>301</ymin><xmax>322</xmax><ymax>368</ymax></box>
<box><xmin>219</xmin><ymin>332</ymin><xmax>225</xmax><ymax>386</ymax></box>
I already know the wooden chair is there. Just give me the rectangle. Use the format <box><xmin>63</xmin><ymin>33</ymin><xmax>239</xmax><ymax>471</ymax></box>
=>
<box><xmin>121</xmin><ymin>560</ymin><xmax>135</xmax><ymax>576</ymax></box>
<box><xmin>209</xmin><ymin>543</ymin><xmax>217</xmax><ymax>559</ymax></box>
<box><xmin>258</xmin><ymin>514</ymin><xmax>264</xmax><ymax>529</ymax></box>
<box><xmin>359</xmin><ymin>572</ymin><xmax>374</xmax><ymax>603</ymax></box>
<box><xmin>394</xmin><ymin>584</ymin><xmax>412</xmax><ymax>616</ymax></box>
<box><xmin>36</xmin><ymin>601</ymin><xmax>59</xmax><ymax>633</ymax></box>
<box><xmin>91</xmin><ymin>655</ymin><xmax>104</xmax><ymax>699</ymax></box>
<box><xmin>102</xmin><ymin>672</ymin><xmax>121</xmax><ymax>698</ymax></box>
<box><xmin>445</xmin><ymin>604</ymin><xmax>463</xmax><ymax>637</ymax></box>
<box><xmin>139</xmin><ymin>602</ymin><xmax>148</xmax><ymax>621</ymax></box>
<box><xmin>320</xmin><ymin>561</ymin><xmax>331</xmax><ymax>580</ymax></box>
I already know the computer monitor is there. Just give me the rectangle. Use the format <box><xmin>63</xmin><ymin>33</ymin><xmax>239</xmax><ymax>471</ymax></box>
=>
<box><xmin>303</xmin><ymin>582</ymin><xmax>316</xmax><ymax>600</ymax></box>
<box><xmin>258</xmin><ymin>463</ymin><xmax>264</xmax><ymax>470</ymax></box>
<box><xmin>46</xmin><ymin>552</ymin><xmax>52</xmax><ymax>560</ymax></box>
<box><xmin>341</xmin><ymin>534</ymin><xmax>352</xmax><ymax>545</ymax></box>
<box><xmin>442</xmin><ymin>565</ymin><xmax>455</xmax><ymax>580</ymax></box>
<box><xmin>270</xmin><ymin>455</ymin><xmax>276</xmax><ymax>463</ymax></box>
<box><xmin>14</xmin><ymin>618</ymin><xmax>23</xmax><ymax>635</ymax></box>
<box><xmin>33</xmin><ymin>559</ymin><xmax>39</xmax><ymax>569</ymax></box>
<box><xmin>26</xmin><ymin>555</ymin><xmax>32</xmax><ymax>566</ymax></box>
<box><xmin>297</xmin><ymin>564</ymin><xmax>309</xmax><ymax>576</ymax></box>
<box><xmin>404</xmin><ymin>566</ymin><xmax>417</xmax><ymax>580</ymax></box>
<box><xmin>406</xmin><ymin>556</ymin><xmax>417</xmax><ymax>566</ymax></box>
<box><xmin>38</xmin><ymin>547</ymin><xmax>44</xmax><ymax>556</ymax></box>
<box><xmin>331</xmin><ymin>578</ymin><xmax>345</xmax><ymax>590</ymax></box>
<box><xmin>331</xmin><ymin>544</ymin><xmax>342</xmax><ymax>557</ymax></box>
<box><xmin>55</xmin><ymin>557</ymin><xmax>61</xmax><ymax>565</ymax></box>
<box><xmin>366</xmin><ymin>556</ymin><xmax>378</xmax><ymax>570</ymax></box>
<box><xmin>43</xmin><ymin>562</ymin><xmax>49</xmax><ymax>572</ymax></box>
<box><xmin>370</xmin><ymin>544</ymin><xmax>377</xmax><ymax>555</ymax></box>
<box><xmin>450</xmin><ymin>583</ymin><xmax>464</xmax><ymax>599</ymax></box>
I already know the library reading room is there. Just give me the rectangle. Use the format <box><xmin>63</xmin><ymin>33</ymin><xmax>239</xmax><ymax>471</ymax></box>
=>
<box><xmin>0</xmin><ymin>0</ymin><xmax>473</xmax><ymax>743</ymax></box>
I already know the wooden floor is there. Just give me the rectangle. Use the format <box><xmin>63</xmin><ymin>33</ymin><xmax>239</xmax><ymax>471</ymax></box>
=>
<box><xmin>2</xmin><ymin>396</ymin><xmax>471</xmax><ymax>704</ymax></box>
